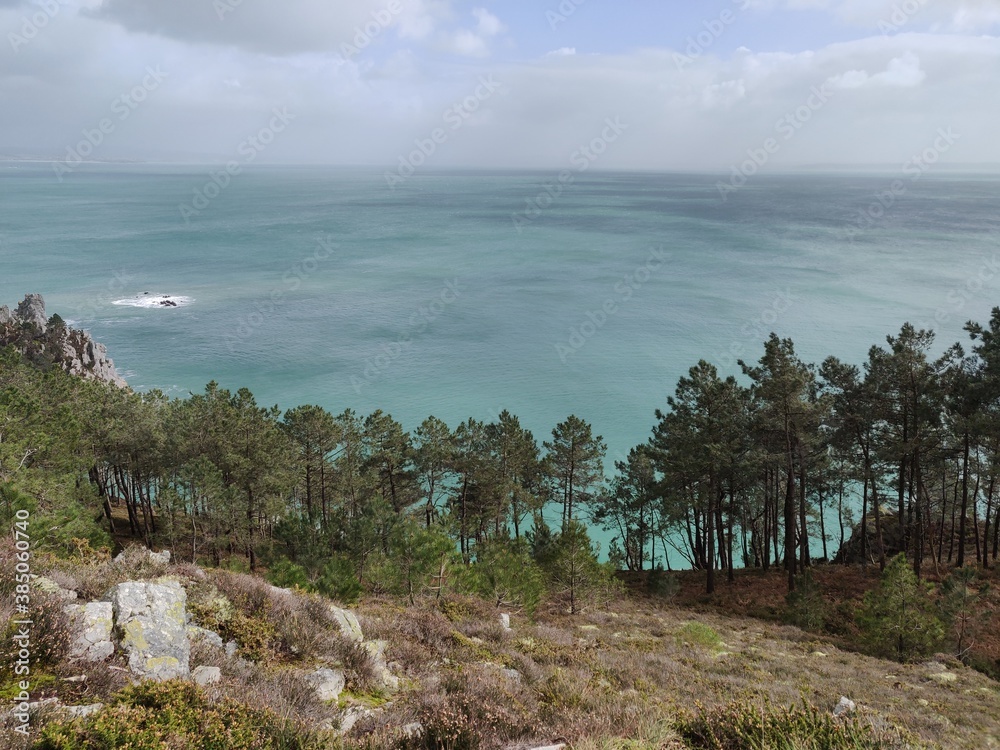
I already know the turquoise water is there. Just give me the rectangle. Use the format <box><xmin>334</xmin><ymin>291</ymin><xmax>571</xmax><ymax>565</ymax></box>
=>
<box><xmin>3</xmin><ymin>163</ymin><xmax>999</xmax><ymax>490</ymax></box>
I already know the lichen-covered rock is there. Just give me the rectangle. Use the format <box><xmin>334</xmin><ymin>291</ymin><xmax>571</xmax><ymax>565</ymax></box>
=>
<box><xmin>330</xmin><ymin>606</ymin><xmax>364</xmax><ymax>643</ymax></box>
<box><xmin>16</xmin><ymin>294</ymin><xmax>47</xmax><ymax>331</ymax></box>
<box><xmin>306</xmin><ymin>667</ymin><xmax>345</xmax><ymax>702</ymax></box>
<box><xmin>192</xmin><ymin>666</ymin><xmax>221</xmax><ymax>687</ymax></box>
<box><xmin>35</xmin><ymin>575</ymin><xmax>77</xmax><ymax>601</ymax></box>
<box><xmin>187</xmin><ymin>625</ymin><xmax>224</xmax><ymax>651</ymax></box>
<box><xmin>65</xmin><ymin>602</ymin><xmax>114</xmax><ymax>662</ymax></box>
<box><xmin>363</xmin><ymin>640</ymin><xmax>399</xmax><ymax>691</ymax></box>
<box><xmin>106</xmin><ymin>580</ymin><xmax>190</xmax><ymax>681</ymax></box>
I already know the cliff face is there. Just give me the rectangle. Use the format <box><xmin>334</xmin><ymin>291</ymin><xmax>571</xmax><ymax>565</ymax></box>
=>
<box><xmin>0</xmin><ymin>293</ymin><xmax>128</xmax><ymax>388</ymax></box>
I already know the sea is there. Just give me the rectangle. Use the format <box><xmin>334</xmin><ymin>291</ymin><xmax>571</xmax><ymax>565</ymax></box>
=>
<box><xmin>2</xmin><ymin>163</ymin><xmax>999</xmax><ymax>559</ymax></box>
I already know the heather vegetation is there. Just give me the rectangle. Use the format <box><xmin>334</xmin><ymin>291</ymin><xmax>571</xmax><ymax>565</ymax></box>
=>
<box><xmin>3</xmin><ymin>306</ymin><xmax>1000</xmax><ymax>747</ymax></box>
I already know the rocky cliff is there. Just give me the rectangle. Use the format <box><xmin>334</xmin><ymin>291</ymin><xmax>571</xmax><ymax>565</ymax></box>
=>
<box><xmin>0</xmin><ymin>293</ymin><xmax>127</xmax><ymax>388</ymax></box>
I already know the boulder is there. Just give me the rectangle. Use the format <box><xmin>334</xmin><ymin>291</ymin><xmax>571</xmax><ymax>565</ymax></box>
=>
<box><xmin>0</xmin><ymin>305</ymin><xmax>12</xmax><ymax>327</ymax></box>
<box><xmin>306</xmin><ymin>667</ymin><xmax>345</xmax><ymax>702</ymax></box>
<box><xmin>35</xmin><ymin>576</ymin><xmax>77</xmax><ymax>601</ymax></box>
<box><xmin>927</xmin><ymin>671</ymin><xmax>958</xmax><ymax>684</ymax></box>
<box><xmin>187</xmin><ymin>625</ymin><xmax>225</xmax><ymax>651</ymax></box>
<box><xmin>499</xmin><ymin>613</ymin><xmax>511</xmax><ymax>631</ymax></box>
<box><xmin>330</xmin><ymin>606</ymin><xmax>364</xmax><ymax>643</ymax></box>
<box><xmin>363</xmin><ymin>640</ymin><xmax>399</xmax><ymax>691</ymax></box>
<box><xmin>192</xmin><ymin>666</ymin><xmax>221</xmax><ymax>687</ymax></box>
<box><xmin>106</xmin><ymin>580</ymin><xmax>190</xmax><ymax>681</ymax></box>
<box><xmin>833</xmin><ymin>696</ymin><xmax>856</xmax><ymax>717</ymax></box>
<box><xmin>65</xmin><ymin>602</ymin><xmax>115</xmax><ymax>662</ymax></box>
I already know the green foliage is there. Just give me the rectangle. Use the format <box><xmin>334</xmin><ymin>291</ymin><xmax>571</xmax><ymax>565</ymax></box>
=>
<box><xmin>646</xmin><ymin>565</ymin><xmax>679</xmax><ymax>600</ymax></box>
<box><xmin>857</xmin><ymin>554</ymin><xmax>945</xmax><ymax>662</ymax></box>
<box><xmin>267</xmin><ymin>558</ymin><xmax>313</xmax><ymax>591</ymax></box>
<box><xmin>316</xmin><ymin>555</ymin><xmax>363</xmax><ymax>604</ymax></box>
<box><xmin>368</xmin><ymin>519</ymin><xmax>454</xmax><ymax>603</ymax></box>
<box><xmin>675</xmin><ymin>699</ymin><xmax>915</xmax><ymax>750</ymax></box>
<box><xmin>31</xmin><ymin>679</ymin><xmax>320</xmax><ymax>750</ymax></box>
<box><xmin>784</xmin><ymin>569</ymin><xmax>826</xmax><ymax>631</ymax></box>
<box><xmin>462</xmin><ymin>539</ymin><xmax>545</xmax><ymax>615</ymax></box>
<box><xmin>939</xmin><ymin>566</ymin><xmax>990</xmax><ymax>664</ymax></box>
<box><xmin>676</xmin><ymin>622</ymin><xmax>722</xmax><ymax>651</ymax></box>
<box><xmin>538</xmin><ymin>521</ymin><xmax>620</xmax><ymax>615</ymax></box>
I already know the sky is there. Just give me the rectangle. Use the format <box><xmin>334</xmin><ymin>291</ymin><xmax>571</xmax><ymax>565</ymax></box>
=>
<box><xmin>1</xmin><ymin>0</ymin><xmax>998</xmax><ymax>170</ymax></box>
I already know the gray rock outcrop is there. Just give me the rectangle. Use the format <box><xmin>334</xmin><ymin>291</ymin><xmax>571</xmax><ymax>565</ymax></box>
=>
<box><xmin>65</xmin><ymin>602</ymin><xmax>115</xmax><ymax>662</ymax></box>
<box><xmin>192</xmin><ymin>666</ymin><xmax>221</xmax><ymax>687</ymax></box>
<box><xmin>306</xmin><ymin>667</ymin><xmax>346</xmax><ymax>702</ymax></box>
<box><xmin>1</xmin><ymin>294</ymin><xmax>127</xmax><ymax>388</ymax></box>
<box><xmin>106</xmin><ymin>580</ymin><xmax>190</xmax><ymax>681</ymax></box>
<box><xmin>330</xmin><ymin>605</ymin><xmax>364</xmax><ymax>643</ymax></box>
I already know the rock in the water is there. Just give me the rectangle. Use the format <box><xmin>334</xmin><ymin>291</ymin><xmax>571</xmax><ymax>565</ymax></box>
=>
<box><xmin>65</xmin><ymin>602</ymin><xmax>115</xmax><ymax>662</ymax></box>
<box><xmin>306</xmin><ymin>667</ymin><xmax>345</xmax><ymax>702</ymax></box>
<box><xmin>330</xmin><ymin>606</ymin><xmax>364</xmax><ymax>643</ymax></box>
<box><xmin>192</xmin><ymin>666</ymin><xmax>221</xmax><ymax>687</ymax></box>
<box><xmin>106</xmin><ymin>580</ymin><xmax>190</xmax><ymax>681</ymax></box>
<box><xmin>833</xmin><ymin>696</ymin><xmax>856</xmax><ymax>717</ymax></box>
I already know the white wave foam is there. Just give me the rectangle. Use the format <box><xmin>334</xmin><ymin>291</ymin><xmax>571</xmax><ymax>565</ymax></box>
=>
<box><xmin>113</xmin><ymin>294</ymin><xmax>194</xmax><ymax>309</ymax></box>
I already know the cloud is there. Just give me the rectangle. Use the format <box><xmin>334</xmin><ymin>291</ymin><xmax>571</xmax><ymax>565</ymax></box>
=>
<box><xmin>439</xmin><ymin>6</ymin><xmax>505</xmax><ymax>57</ymax></box>
<box><xmin>828</xmin><ymin>51</ymin><xmax>926</xmax><ymax>89</ymax></box>
<box><xmin>746</xmin><ymin>0</ymin><xmax>1000</xmax><ymax>31</ymax></box>
<box><xmin>82</xmin><ymin>0</ymin><xmax>435</xmax><ymax>55</ymax></box>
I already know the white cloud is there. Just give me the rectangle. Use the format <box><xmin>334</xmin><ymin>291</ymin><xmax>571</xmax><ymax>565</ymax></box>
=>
<box><xmin>828</xmin><ymin>51</ymin><xmax>926</xmax><ymax>89</ymax></box>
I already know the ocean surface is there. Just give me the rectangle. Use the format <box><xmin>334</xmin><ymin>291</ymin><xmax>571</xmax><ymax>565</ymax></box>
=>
<box><xmin>2</xmin><ymin>163</ymin><xmax>999</xmax><ymax>555</ymax></box>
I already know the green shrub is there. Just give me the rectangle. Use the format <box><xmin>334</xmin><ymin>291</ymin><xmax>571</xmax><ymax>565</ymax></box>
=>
<box><xmin>462</xmin><ymin>540</ymin><xmax>545</xmax><ymax>616</ymax></box>
<box><xmin>857</xmin><ymin>554</ymin><xmax>944</xmax><ymax>662</ymax></box>
<box><xmin>676</xmin><ymin>699</ymin><xmax>915</xmax><ymax>749</ymax></box>
<box><xmin>316</xmin><ymin>556</ymin><xmax>363</xmax><ymax>604</ymax></box>
<box><xmin>646</xmin><ymin>566</ymin><xmax>679</xmax><ymax>600</ymax></box>
<box><xmin>267</xmin><ymin>558</ymin><xmax>313</xmax><ymax>591</ymax></box>
<box><xmin>784</xmin><ymin>569</ymin><xmax>826</xmax><ymax>632</ymax></box>
<box><xmin>31</xmin><ymin>679</ymin><xmax>322</xmax><ymax>750</ymax></box>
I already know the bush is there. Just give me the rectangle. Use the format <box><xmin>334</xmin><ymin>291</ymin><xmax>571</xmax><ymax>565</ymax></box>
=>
<box><xmin>784</xmin><ymin>569</ymin><xmax>826</xmax><ymax>632</ymax></box>
<box><xmin>267</xmin><ymin>559</ymin><xmax>313</xmax><ymax>591</ymax></box>
<box><xmin>462</xmin><ymin>540</ymin><xmax>545</xmax><ymax>616</ymax></box>
<box><xmin>1</xmin><ymin>591</ymin><xmax>72</xmax><ymax>683</ymax></box>
<box><xmin>857</xmin><ymin>554</ymin><xmax>944</xmax><ymax>662</ymax></box>
<box><xmin>316</xmin><ymin>556</ymin><xmax>363</xmax><ymax>604</ymax></box>
<box><xmin>646</xmin><ymin>566</ymin><xmax>679</xmax><ymax>600</ymax></box>
<box><xmin>675</xmin><ymin>622</ymin><xmax>722</xmax><ymax>651</ymax></box>
<box><xmin>31</xmin><ymin>679</ymin><xmax>323</xmax><ymax>750</ymax></box>
<box><xmin>675</xmin><ymin>699</ymin><xmax>915</xmax><ymax>750</ymax></box>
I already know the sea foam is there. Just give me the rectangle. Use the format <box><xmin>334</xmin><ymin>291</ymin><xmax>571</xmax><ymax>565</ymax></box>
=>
<box><xmin>113</xmin><ymin>294</ymin><xmax>193</xmax><ymax>309</ymax></box>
